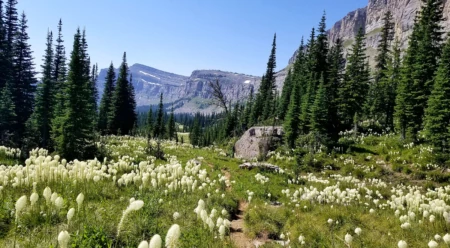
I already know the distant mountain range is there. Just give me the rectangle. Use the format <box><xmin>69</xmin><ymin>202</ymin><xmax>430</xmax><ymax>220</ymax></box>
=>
<box><xmin>96</xmin><ymin>63</ymin><xmax>263</xmax><ymax>113</ymax></box>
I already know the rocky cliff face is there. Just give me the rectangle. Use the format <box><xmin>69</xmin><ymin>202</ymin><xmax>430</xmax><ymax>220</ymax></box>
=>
<box><xmin>290</xmin><ymin>0</ymin><xmax>450</xmax><ymax>66</ymax></box>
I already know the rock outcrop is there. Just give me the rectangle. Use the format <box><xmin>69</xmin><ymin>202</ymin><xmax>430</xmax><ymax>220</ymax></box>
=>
<box><xmin>234</xmin><ymin>126</ymin><xmax>283</xmax><ymax>160</ymax></box>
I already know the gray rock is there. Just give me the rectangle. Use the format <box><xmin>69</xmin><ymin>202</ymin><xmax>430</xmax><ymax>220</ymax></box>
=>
<box><xmin>234</xmin><ymin>126</ymin><xmax>283</xmax><ymax>160</ymax></box>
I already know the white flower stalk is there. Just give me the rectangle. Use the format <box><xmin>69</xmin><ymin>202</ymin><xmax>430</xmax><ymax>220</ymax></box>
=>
<box><xmin>117</xmin><ymin>200</ymin><xmax>144</xmax><ymax>237</ymax></box>
<box><xmin>354</xmin><ymin>227</ymin><xmax>362</xmax><ymax>236</ymax></box>
<box><xmin>298</xmin><ymin>235</ymin><xmax>305</xmax><ymax>245</ymax></box>
<box><xmin>444</xmin><ymin>233</ymin><xmax>450</xmax><ymax>244</ymax></box>
<box><xmin>58</xmin><ymin>230</ymin><xmax>70</xmax><ymax>248</ymax></box>
<box><xmin>51</xmin><ymin>192</ymin><xmax>58</xmax><ymax>204</ymax></box>
<box><xmin>219</xmin><ymin>224</ymin><xmax>225</xmax><ymax>240</ymax></box>
<box><xmin>149</xmin><ymin>234</ymin><xmax>162</xmax><ymax>248</ymax></box>
<box><xmin>55</xmin><ymin>196</ymin><xmax>64</xmax><ymax>211</ymax></box>
<box><xmin>434</xmin><ymin>234</ymin><xmax>441</xmax><ymax>241</ymax></box>
<box><xmin>138</xmin><ymin>241</ymin><xmax>149</xmax><ymax>248</ymax></box>
<box><xmin>428</xmin><ymin>240</ymin><xmax>438</xmax><ymax>248</ymax></box>
<box><xmin>165</xmin><ymin>224</ymin><xmax>180</xmax><ymax>248</ymax></box>
<box><xmin>67</xmin><ymin>208</ymin><xmax>75</xmax><ymax>225</ymax></box>
<box><xmin>30</xmin><ymin>192</ymin><xmax>39</xmax><ymax>206</ymax></box>
<box><xmin>76</xmin><ymin>193</ymin><xmax>84</xmax><ymax>211</ymax></box>
<box><xmin>398</xmin><ymin>240</ymin><xmax>407</xmax><ymax>248</ymax></box>
<box><xmin>344</xmin><ymin>233</ymin><xmax>353</xmax><ymax>246</ymax></box>
<box><xmin>173</xmin><ymin>212</ymin><xmax>180</xmax><ymax>220</ymax></box>
<box><xmin>15</xmin><ymin>195</ymin><xmax>27</xmax><ymax>221</ymax></box>
<box><xmin>43</xmin><ymin>187</ymin><xmax>52</xmax><ymax>204</ymax></box>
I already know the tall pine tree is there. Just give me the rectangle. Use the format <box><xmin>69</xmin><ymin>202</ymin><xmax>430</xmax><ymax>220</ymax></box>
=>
<box><xmin>338</xmin><ymin>28</ymin><xmax>370</xmax><ymax>130</ymax></box>
<box><xmin>109</xmin><ymin>52</ymin><xmax>136</xmax><ymax>135</ymax></box>
<box><xmin>32</xmin><ymin>31</ymin><xmax>54</xmax><ymax>148</ymax></box>
<box><xmin>98</xmin><ymin>63</ymin><xmax>115</xmax><ymax>134</ymax></box>
<box><xmin>52</xmin><ymin>29</ymin><xmax>95</xmax><ymax>160</ymax></box>
<box><xmin>423</xmin><ymin>36</ymin><xmax>450</xmax><ymax>152</ymax></box>
<box><xmin>153</xmin><ymin>93</ymin><xmax>165</xmax><ymax>138</ymax></box>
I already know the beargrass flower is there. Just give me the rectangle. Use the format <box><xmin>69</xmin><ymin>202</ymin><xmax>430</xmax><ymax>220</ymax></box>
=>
<box><xmin>165</xmin><ymin>224</ymin><xmax>180</xmax><ymax>248</ymax></box>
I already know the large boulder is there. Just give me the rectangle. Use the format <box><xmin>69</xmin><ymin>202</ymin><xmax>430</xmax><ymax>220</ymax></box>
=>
<box><xmin>234</xmin><ymin>126</ymin><xmax>283</xmax><ymax>160</ymax></box>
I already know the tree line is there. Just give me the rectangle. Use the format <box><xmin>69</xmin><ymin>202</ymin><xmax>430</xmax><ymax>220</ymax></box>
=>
<box><xmin>0</xmin><ymin>0</ymin><xmax>137</xmax><ymax>160</ymax></box>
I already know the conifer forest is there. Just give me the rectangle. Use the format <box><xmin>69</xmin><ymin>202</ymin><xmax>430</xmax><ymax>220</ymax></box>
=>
<box><xmin>2</xmin><ymin>0</ymin><xmax>450</xmax><ymax>247</ymax></box>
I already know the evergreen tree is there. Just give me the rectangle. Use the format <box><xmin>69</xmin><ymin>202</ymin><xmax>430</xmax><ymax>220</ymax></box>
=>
<box><xmin>278</xmin><ymin>69</ymin><xmax>293</xmax><ymax>120</ymax></box>
<box><xmin>0</xmin><ymin>83</ymin><xmax>15</xmax><ymax>145</ymax></box>
<box><xmin>0</xmin><ymin>0</ymin><xmax>7</xmax><ymax>90</ymax></box>
<box><xmin>367</xmin><ymin>10</ymin><xmax>394</xmax><ymax>122</ymax></box>
<box><xmin>52</xmin><ymin>29</ymin><xmax>95</xmax><ymax>160</ymax></box>
<box><xmin>326</xmin><ymin>38</ymin><xmax>345</xmax><ymax>141</ymax></box>
<box><xmin>338</xmin><ymin>28</ymin><xmax>370</xmax><ymax>130</ymax></box>
<box><xmin>190</xmin><ymin>113</ymin><xmax>201</xmax><ymax>146</ymax></box>
<box><xmin>381</xmin><ymin>39</ymin><xmax>401</xmax><ymax>130</ymax></box>
<box><xmin>262</xmin><ymin>34</ymin><xmax>277</xmax><ymax>120</ymax></box>
<box><xmin>283</xmin><ymin>79</ymin><xmax>301</xmax><ymax>148</ymax></box>
<box><xmin>424</xmin><ymin>36</ymin><xmax>450</xmax><ymax>152</ymax></box>
<box><xmin>147</xmin><ymin>107</ymin><xmax>153</xmax><ymax>138</ymax></box>
<box><xmin>153</xmin><ymin>93</ymin><xmax>165</xmax><ymax>138</ymax></box>
<box><xmin>109</xmin><ymin>53</ymin><xmax>136</xmax><ymax>135</ymax></box>
<box><xmin>32</xmin><ymin>31</ymin><xmax>54</xmax><ymax>148</ymax></box>
<box><xmin>410</xmin><ymin>0</ymin><xmax>444</xmax><ymax>138</ymax></box>
<box><xmin>395</xmin><ymin>17</ymin><xmax>421</xmax><ymax>140</ymax></box>
<box><xmin>310</xmin><ymin>78</ymin><xmax>328</xmax><ymax>135</ymax></box>
<box><xmin>53</xmin><ymin>19</ymin><xmax>67</xmax><ymax>120</ymax></box>
<box><xmin>11</xmin><ymin>12</ymin><xmax>36</xmax><ymax>141</ymax></box>
<box><xmin>299</xmin><ymin>28</ymin><xmax>317</xmax><ymax>133</ymax></box>
<box><xmin>98</xmin><ymin>62</ymin><xmax>115</xmax><ymax>134</ymax></box>
<box><xmin>4</xmin><ymin>0</ymin><xmax>17</xmax><ymax>65</ymax></box>
<box><xmin>167</xmin><ymin>106</ymin><xmax>176</xmax><ymax>140</ymax></box>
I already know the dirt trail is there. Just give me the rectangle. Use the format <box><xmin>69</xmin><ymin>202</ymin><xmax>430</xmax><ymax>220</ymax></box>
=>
<box><xmin>230</xmin><ymin>201</ymin><xmax>271</xmax><ymax>248</ymax></box>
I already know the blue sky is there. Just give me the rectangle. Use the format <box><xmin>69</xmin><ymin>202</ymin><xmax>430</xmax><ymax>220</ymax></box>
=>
<box><xmin>18</xmin><ymin>0</ymin><xmax>367</xmax><ymax>76</ymax></box>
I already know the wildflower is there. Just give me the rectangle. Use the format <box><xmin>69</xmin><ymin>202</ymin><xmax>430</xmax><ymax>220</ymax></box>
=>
<box><xmin>76</xmin><ymin>193</ymin><xmax>84</xmax><ymax>211</ymax></box>
<box><xmin>327</xmin><ymin>218</ymin><xmax>333</xmax><ymax>225</ymax></box>
<box><xmin>117</xmin><ymin>200</ymin><xmax>144</xmax><ymax>237</ymax></box>
<box><xmin>30</xmin><ymin>192</ymin><xmax>39</xmax><ymax>206</ymax></box>
<box><xmin>55</xmin><ymin>196</ymin><xmax>64</xmax><ymax>211</ymax></box>
<box><xmin>58</xmin><ymin>231</ymin><xmax>70</xmax><ymax>248</ymax></box>
<box><xmin>280</xmin><ymin>233</ymin><xmax>285</xmax><ymax>239</ymax></box>
<box><xmin>221</xmin><ymin>209</ymin><xmax>227</xmax><ymax>216</ymax></box>
<box><xmin>15</xmin><ymin>195</ymin><xmax>27</xmax><ymax>221</ymax></box>
<box><xmin>165</xmin><ymin>224</ymin><xmax>180</xmax><ymax>248</ymax></box>
<box><xmin>149</xmin><ymin>234</ymin><xmax>162</xmax><ymax>248</ymax></box>
<box><xmin>434</xmin><ymin>234</ymin><xmax>441</xmax><ymax>241</ymax></box>
<box><xmin>428</xmin><ymin>240</ymin><xmax>438</xmax><ymax>248</ymax></box>
<box><xmin>444</xmin><ymin>234</ymin><xmax>450</xmax><ymax>244</ymax></box>
<box><xmin>219</xmin><ymin>225</ymin><xmax>225</xmax><ymax>240</ymax></box>
<box><xmin>355</xmin><ymin>227</ymin><xmax>362</xmax><ymax>236</ymax></box>
<box><xmin>67</xmin><ymin>208</ymin><xmax>75</xmax><ymax>225</ymax></box>
<box><xmin>344</xmin><ymin>233</ymin><xmax>353</xmax><ymax>245</ymax></box>
<box><xmin>398</xmin><ymin>240</ymin><xmax>407</xmax><ymax>248</ymax></box>
<box><xmin>43</xmin><ymin>187</ymin><xmax>52</xmax><ymax>204</ymax></box>
<box><xmin>173</xmin><ymin>212</ymin><xmax>180</xmax><ymax>220</ymax></box>
<box><xmin>296</xmin><ymin>235</ymin><xmax>305</xmax><ymax>246</ymax></box>
<box><xmin>138</xmin><ymin>241</ymin><xmax>149</xmax><ymax>248</ymax></box>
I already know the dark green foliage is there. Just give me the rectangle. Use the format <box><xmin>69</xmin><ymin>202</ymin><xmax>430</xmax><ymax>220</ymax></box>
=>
<box><xmin>190</xmin><ymin>113</ymin><xmax>201</xmax><ymax>146</ymax></box>
<box><xmin>338</xmin><ymin>28</ymin><xmax>370</xmax><ymax>130</ymax></box>
<box><xmin>109</xmin><ymin>52</ymin><xmax>136</xmax><ymax>135</ymax></box>
<box><xmin>283</xmin><ymin>79</ymin><xmax>301</xmax><ymax>148</ymax></box>
<box><xmin>153</xmin><ymin>93</ymin><xmax>165</xmax><ymax>138</ymax></box>
<box><xmin>326</xmin><ymin>38</ymin><xmax>345</xmax><ymax>141</ymax></box>
<box><xmin>32</xmin><ymin>31</ymin><xmax>54</xmax><ymax>148</ymax></box>
<box><xmin>98</xmin><ymin>63</ymin><xmax>115</xmax><ymax>134</ymax></box>
<box><xmin>0</xmin><ymin>83</ymin><xmax>15</xmax><ymax>145</ymax></box>
<box><xmin>278</xmin><ymin>69</ymin><xmax>293</xmax><ymax>121</ymax></box>
<box><xmin>0</xmin><ymin>0</ymin><xmax>7</xmax><ymax>90</ymax></box>
<box><xmin>167</xmin><ymin>107</ymin><xmax>176</xmax><ymax>140</ymax></box>
<box><xmin>309</xmin><ymin>79</ymin><xmax>328</xmax><ymax>135</ymax></box>
<box><xmin>424</xmin><ymin>36</ymin><xmax>450</xmax><ymax>152</ymax></box>
<box><xmin>252</xmin><ymin>34</ymin><xmax>277</xmax><ymax>123</ymax></box>
<box><xmin>146</xmin><ymin>108</ymin><xmax>153</xmax><ymax>138</ymax></box>
<box><xmin>52</xmin><ymin>29</ymin><xmax>95</xmax><ymax>160</ymax></box>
